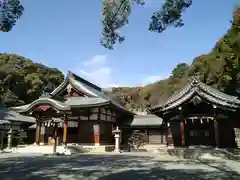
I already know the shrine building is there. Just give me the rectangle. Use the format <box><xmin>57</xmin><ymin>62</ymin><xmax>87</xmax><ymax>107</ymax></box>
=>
<box><xmin>150</xmin><ymin>78</ymin><xmax>240</xmax><ymax>148</ymax></box>
<box><xmin>12</xmin><ymin>71</ymin><xmax>133</xmax><ymax>146</ymax></box>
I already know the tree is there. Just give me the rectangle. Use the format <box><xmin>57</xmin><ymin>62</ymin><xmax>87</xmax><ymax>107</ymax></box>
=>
<box><xmin>0</xmin><ymin>0</ymin><xmax>24</xmax><ymax>32</ymax></box>
<box><xmin>171</xmin><ymin>63</ymin><xmax>189</xmax><ymax>78</ymax></box>
<box><xmin>128</xmin><ymin>130</ymin><xmax>147</xmax><ymax>151</ymax></box>
<box><xmin>0</xmin><ymin>53</ymin><xmax>64</xmax><ymax>107</ymax></box>
<box><xmin>101</xmin><ymin>0</ymin><xmax>192</xmax><ymax>49</ymax></box>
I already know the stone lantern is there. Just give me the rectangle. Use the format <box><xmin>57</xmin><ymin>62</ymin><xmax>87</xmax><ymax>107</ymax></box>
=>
<box><xmin>112</xmin><ymin>126</ymin><xmax>121</xmax><ymax>152</ymax></box>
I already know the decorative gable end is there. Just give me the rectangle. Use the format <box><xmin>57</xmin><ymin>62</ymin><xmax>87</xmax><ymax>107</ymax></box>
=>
<box><xmin>58</xmin><ymin>83</ymin><xmax>86</xmax><ymax>98</ymax></box>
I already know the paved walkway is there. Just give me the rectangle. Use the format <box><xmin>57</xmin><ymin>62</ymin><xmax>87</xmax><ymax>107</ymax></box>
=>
<box><xmin>0</xmin><ymin>152</ymin><xmax>239</xmax><ymax>180</ymax></box>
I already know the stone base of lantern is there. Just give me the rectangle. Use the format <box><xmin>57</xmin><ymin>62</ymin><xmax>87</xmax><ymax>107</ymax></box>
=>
<box><xmin>114</xmin><ymin>148</ymin><xmax>121</xmax><ymax>153</ymax></box>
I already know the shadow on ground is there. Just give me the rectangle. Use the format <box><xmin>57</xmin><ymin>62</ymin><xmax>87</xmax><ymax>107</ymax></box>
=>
<box><xmin>0</xmin><ymin>153</ymin><xmax>239</xmax><ymax>180</ymax></box>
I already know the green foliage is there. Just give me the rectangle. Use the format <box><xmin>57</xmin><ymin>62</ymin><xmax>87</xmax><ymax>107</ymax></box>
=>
<box><xmin>149</xmin><ymin>0</ymin><xmax>192</xmax><ymax>33</ymax></box>
<box><xmin>128</xmin><ymin>130</ymin><xmax>147</xmax><ymax>151</ymax></box>
<box><xmin>171</xmin><ymin>63</ymin><xmax>189</xmax><ymax>78</ymax></box>
<box><xmin>101</xmin><ymin>0</ymin><xmax>192</xmax><ymax>49</ymax></box>
<box><xmin>0</xmin><ymin>0</ymin><xmax>24</xmax><ymax>32</ymax></box>
<box><xmin>0</xmin><ymin>53</ymin><xmax>64</xmax><ymax>107</ymax></box>
<box><xmin>109</xmin><ymin>7</ymin><xmax>240</xmax><ymax>109</ymax></box>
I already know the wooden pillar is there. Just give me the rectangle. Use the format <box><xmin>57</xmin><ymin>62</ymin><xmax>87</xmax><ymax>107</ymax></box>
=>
<box><xmin>63</xmin><ymin>117</ymin><xmax>68</xmax><ymax>146</ymax></box>
<box><xmin>213</xmin><ymin>119</ymin><xmax>219</xmax><ymax>147</ymax></box>
<box><xmin>35</xmin><ymin>121</ymin><xmax>41</xmax><ymax>145</ymax></box>
<box><xmin>53</xmin><ymin>125</ymin><xmax>57</xmax><ymax>154</ymax></box>
<box><xmin>180</xmin><ymin>120</ymin><xmax>185</xmax><ymax>147</ymax></box>
<box><xmin>145</xmin><ymin>129</ymin><xmax>149</xmax><ymax>143</ymax></box>
<box><xmin>0</xmin><ymin>131</ymin><xmax>4</xmax><ymax>151</ymax></box>
<box><xmin>167</xmin><ymin>123</ymin><xmax>173</xmax><ymax>146</ymax></box>
<box><xmin>93</xmin><ymin>123</ymin><xmax>100</xmax><ymax>146</ymax></box>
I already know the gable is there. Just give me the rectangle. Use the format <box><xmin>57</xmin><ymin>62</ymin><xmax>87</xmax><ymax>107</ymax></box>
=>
<box><xmin>57</xmin><ymin>84</ymin><xmax>86</xmax><ymax>98</ymax></box>
<box><xmin>50</xmin><ymin>71</ymin><xmax>101</xmax><ymax>98</ymax></box>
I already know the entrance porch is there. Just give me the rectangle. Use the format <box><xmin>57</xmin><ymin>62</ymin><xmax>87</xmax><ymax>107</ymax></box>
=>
<box><xmin>28</xmin><ymin>120</ymin><xmax>115</xmax><ymax>146</ymax></box>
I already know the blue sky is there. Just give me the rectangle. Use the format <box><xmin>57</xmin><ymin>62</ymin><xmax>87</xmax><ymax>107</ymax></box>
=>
<box><xmin>0</xmin><ymin>0</ymin><xmax>237</xmax><ymax>87</ymax></box>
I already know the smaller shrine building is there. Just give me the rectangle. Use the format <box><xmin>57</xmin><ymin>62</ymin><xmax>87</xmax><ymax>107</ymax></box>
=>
<box><xmin>150</xmin><ymin>78</ymin><xmax>240</xmax><ymax>148</ymax></box>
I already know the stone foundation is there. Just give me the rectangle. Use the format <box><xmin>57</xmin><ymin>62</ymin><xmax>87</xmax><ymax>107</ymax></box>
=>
<box><xmin>14</xmin><ymin>144</ymin><xmax>115</xmax><ymax>154</ymax></box>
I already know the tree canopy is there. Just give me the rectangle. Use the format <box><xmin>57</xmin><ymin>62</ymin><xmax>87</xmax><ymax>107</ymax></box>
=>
<box><xmin>0</xmin><ymin>0</ymin><xmax>192</xmax><ymax>49</ymax></box>
<box><xmin>0</xmin><ymin>0</ymin><xmax>23</xmax><ymax>32</ymax></box>
<box><xmin>101</xmin><ymin>0</ymin><xmax>192</xmax><ymax>49</ymax></box>
<box><xmin>0</xmin><ymin>53</ymin><xmax>64</xmax><ymax>107</ymax></box>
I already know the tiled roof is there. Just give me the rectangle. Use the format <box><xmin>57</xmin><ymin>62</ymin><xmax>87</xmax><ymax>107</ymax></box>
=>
<box><xmin>11</xmin><ymin>97</ymin><xmax>71</xmax><ymax>113</ymax></box>
<box><xmin>64</xmin><ymin>97</ymin><xmax>109</xmax><ymax>107</ymax></box>
<box><xmin>12</xmin><ymin>71</ymin><xmax>133</xmax><ymax>115</ymax></box>
<box><xmin>0</xmin><ymin>108</ymin><xmax>35</xmax><ymax>123</ymax></box>
<box><xmin>51</xmin><ymin>71</ymin><xmax>133</xmax><ymax>114</ymax></box>
<box><xmin>131</xmin><ymin>114</ymin><xmax>163</xmax><ymax>126</ymax></box>
<box><xmin>0</xmin><ymin>120</ymin><xmax>10</xmax><ymax>124</ymax></box>
<box><xmin>50</xmin><ymin>71</ymin><xmax>102</xmax><ymax>97</ymax></box>
<box><xmin>151</xmin><ymin>77</ymin><xmax>240</xmax><ymax>112</ymax></box>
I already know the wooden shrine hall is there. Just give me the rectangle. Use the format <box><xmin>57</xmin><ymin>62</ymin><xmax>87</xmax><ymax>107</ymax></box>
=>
<box><xmin>150</xmin><ymin>78</ymin><xmax>240</xmax><ymax>148</ymax></box>
<box><xmin>12</xmin><ymin>71</ymin><xmax>133</xmax><ymax>146</ymax></box>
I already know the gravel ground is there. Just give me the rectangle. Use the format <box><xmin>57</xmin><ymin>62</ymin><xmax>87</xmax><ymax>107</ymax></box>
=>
<box><xmin>0</xmin><ymin>152</ymin><xmax>239</xmax><ymax>180</ymax></box>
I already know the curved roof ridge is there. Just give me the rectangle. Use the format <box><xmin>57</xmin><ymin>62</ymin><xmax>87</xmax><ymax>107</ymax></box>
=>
<box><xmin>197</xmin><ymin>81</ymin><xmax>240</xmax><ymax>103</ymax></box>
<box><xmin>68</xmin><ymin>71</ymin><xmax>102</xmax><ymax>92</ymax></box>
<box><xmin>12</xmin><ymin>97</ymin><xmax>70</xmax><ymax>113</ymax></box>
<box><xmin>68</xmin><ymin>75</ymin><xmax>98</xmax><ymax>97</ymax></box>
<box><xmin>151</xmin><ymin>77</ymin><xmax>240</xmax><ymax>112</ymax></box>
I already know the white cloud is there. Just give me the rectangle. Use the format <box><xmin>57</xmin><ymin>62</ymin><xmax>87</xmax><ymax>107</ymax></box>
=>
<box><xmin>74</xmin><ymin>55</ymin><xmax>119</xmax><ymax>88</ymax></box>
<box><xmin>79</xmin><ymin>67</ymin><xmax>112</xmax><ymax>88</ymax></box>
<box><xmin>83</xmin><ymin>55</ymin><xmax>107</xmax><ymax>67</ymax></box>
<box><xmin>73</xmin><ymin>55</ymin><xmax>170</xmax><ymax>88</ymax></box>
<box><xmin>109</xmin><ymin>84</ymin><xmax>121</xmax><ymax>88</ymax></box>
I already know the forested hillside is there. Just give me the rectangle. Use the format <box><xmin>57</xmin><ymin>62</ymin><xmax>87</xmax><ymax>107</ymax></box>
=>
<box><xmin>0</xmin><ymin>53</ymin><xmax>64</xmax><ymax>107</ymax></box>
<box><xmin>108</xmin><ymin>8</ymin><xmax>240</xmax><ymax>110</ymax></box>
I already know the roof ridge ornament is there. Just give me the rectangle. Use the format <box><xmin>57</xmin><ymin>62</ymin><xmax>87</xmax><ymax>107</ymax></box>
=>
<box><xmin>67</xmin><ymin>71</ymin><xmax>74</xmax><ymax>79</ymax></box>
<box><xmin>189</xmin><ymin>75</ymin><xmax>201</xmax><ymax>87</ymax></box>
